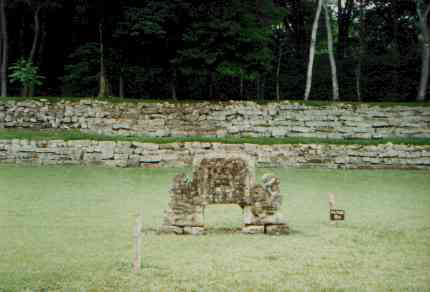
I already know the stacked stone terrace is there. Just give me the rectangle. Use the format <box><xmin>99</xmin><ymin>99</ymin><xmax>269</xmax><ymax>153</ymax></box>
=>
<box><xmin>1</xmin><ymin>99</ymin><xmax>429</xmax><ymax>139</ymax></box>
<box><xmin>0</xmin><ymin>140</ymin><xmax>429</xmax><ymax>169</ymax></box>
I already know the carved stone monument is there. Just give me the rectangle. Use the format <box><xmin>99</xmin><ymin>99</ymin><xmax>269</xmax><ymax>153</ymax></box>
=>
<box><xmin>161</xmin><ymin>154</ymin><xmax>289</xmax><ymax>235</ymax></box>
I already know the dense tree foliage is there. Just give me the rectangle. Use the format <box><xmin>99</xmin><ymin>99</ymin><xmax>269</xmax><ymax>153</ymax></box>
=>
<box><xmin>0</xmin><ymin>0</ymin><xmax>429</xmax><ymax>101</ymax></box>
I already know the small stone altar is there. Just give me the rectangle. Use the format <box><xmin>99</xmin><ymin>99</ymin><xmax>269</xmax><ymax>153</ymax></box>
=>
<box><xmin>161</xmin><ymin>153</ymin><xmax>289</xmax><ymax>235</ymax></box>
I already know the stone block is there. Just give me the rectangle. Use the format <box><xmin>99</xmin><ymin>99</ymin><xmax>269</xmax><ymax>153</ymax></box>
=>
<box><xmin>265</xmin><ymin>224</ymin><xmax>289</xmax><ymax>235</ymax></box>
<box><xmin>183</xmin><ymin>226</ymin><xmax>206</xmax><ymax>235</ymax></box>
<box><xmin>112</xmin><ymin>123</ymin><xmax>130</xmax><ymax>130</ymax></box>
<box><xmin>159</xmin><ymin>225</ymin><xmax>184</xmax><ymax>234</ymax></box>
<box><xmin>241</xmin><ymin>225</ymin><xmax>265</xmax><ymax>234</ymax></box>
<box><xmin>243</xmin><ymin>206</ymin><xmax>256</xmax><ymax>225</ymax></box>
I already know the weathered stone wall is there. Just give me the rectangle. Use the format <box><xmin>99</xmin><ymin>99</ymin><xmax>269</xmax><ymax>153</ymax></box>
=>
<box><xmin>162</xmin><ymin>154</ymin><xmax>289</xmax><ymax>235</ymax></box>
<box><xmin>1</xmin><ymin>99</ymin><xmax>429</xmax><ymax>139</ymax></box>
<box><xmin>1</xmin><ymin>139</ymin><xmax>429</xmax><ymax>169</ymax></box>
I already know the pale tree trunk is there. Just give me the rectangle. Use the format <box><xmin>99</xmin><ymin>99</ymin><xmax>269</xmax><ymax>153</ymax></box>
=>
<box><xmin>25</xmin><ymin>6</ymin><xmax>41</xmax><ymax>97</ymax></box>
<box><xmin>356</xmin><ymin>0</ymin><xmax>367</xmax><ymax>101</ymax></box>
<box><xmin>323</xmin><ymin>2</ymin><xmax>339</xmax><ymax>101</ymax></box>
<box><xmin>29</xmin><ymin>6</ymin><xmax>40</xmax><ymax>63</ymax></box>
<box><xmin>98</xmin><ymin>23</ymin><xmax>109</xmax><ymax>98</ymax></box>
<box><xmin>417</xmin><ymin>1</ymin><xmax>430</xmax><ymax>101</ymax></box>
<box><xmin>304</xmin><ymin>0</ymin><xmax>323</xmax><ymax>101</ymax></box>
<box><xmin>0</xmin><ymin>0</ymin><xmax>7</xmax><ymax>97</ymax></box>
<box><xmin>276</xmin><ymin>50</ymin><xmax>281</xmax><ymax>101</ymax></box>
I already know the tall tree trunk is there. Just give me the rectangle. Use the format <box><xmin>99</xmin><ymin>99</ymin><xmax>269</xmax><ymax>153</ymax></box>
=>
<box><xmin>256</xmin><ymin>74</ymin><xmax>260</xmax><ymax>100</ymax></box>
<box><xmin>261</xmin><ymin>76</ymin><xmax>265</xmax><ymax>100</ymax></box>
<box><xmin>391</xmin><ymin>0</ymin><xmax>401</xmax><ymax>100</ymax></box>
<box><xmin>355</xmin><ymin>66</ymin><xmax>361</xmax><ymax>101</ymax></box>
<box><xmin>337</xmin><ymin>0</ymin><xmax>344</xmax><ymax>58</ymax></box>
<box><xmin>356</xmin><ymin>0</ymin><xmax>367</xmax><ymax>101</ymax></box>
<box><xmin>98</xmin><ymin>23</ymin><xmax>109</xmax><ymax>98</ymax></box>
<box><xmin>119</xmin><ymin>74</ymin><xmax>124</xmax><ymax>98</ymax></box>
<box><xmin>208</xmin><ymin>71</ymin><xmax>215</xmax><ymax>99</ymax></box>
<box><xmin>19</xmin><ymin>19</ymin><xmax>25</xmax><ymax>56</ymax></box>
<box><xmin>239</xmin><ymin>75</ymin><xmax>244</xmax><ymax>99</ymax></box>
<box><xmin>337</xmin><ymin>0</ymin><xmax>354</xmax><ymax>59</ymax></box>
<box><xmin>276</xmin><ymin>49</ymin><xmax>282</xmax><ymax>101</ymax></box>
<box><xmin>29</xmin><ymin>6</ymin><xmax>41</xmax><ymax>63</ymax></box>
<box><xmin>170</xmin><ymin>68</ymin><xmax>177</xmax><ymax>100</ymax></box>
<box><xmin>304</xmin><ymin>0</ymin><xmax>323</xmax><ymax>101</ymax></box>
<box><xmin>0</xmin><ymin>0</ymin><xmax>7</xmax><ymax>97</ymax></box>
<box><xmin>288</xmin><ymin>0</ymin><xmax>306</xmax><ymax>59</ymax></box>
<box><xmin>21</xmin><ymin>87</ymin><xmax>29</xmax><ymax>97</ymax></box>
<box><xmin>417</xmin><ymin>1</ymin><xmax>430</xmax><ymax>101</ymax></box>
<box><xmin>26</xmin><ymin>6</ymin><xmax>41</xmax><ymax>97</ymax></box>
<box><xmin>418</xmin><ymin>44</ymin><xmax>430</xmax><ymax>101</ymax></box>
<box><xmin>296</xmin><ymin>0</ymin><xmax>306</xmax><ymax>58</ymax></box>
<box><xmin>37</xmin><ymin>21</ymin><xmax>46</xmax><ymax>61</ymax></box>
<box><xmin>324</xmin><ymin>2</ymin><xmax>339</xmax><ymax>101</ymax></box>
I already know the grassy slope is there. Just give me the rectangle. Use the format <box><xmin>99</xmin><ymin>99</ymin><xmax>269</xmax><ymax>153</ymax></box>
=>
<box><xmin>0</xmin><ymin>166</ymin><xmax>429</xmax><ymax>291</ymax></box>
<box><xmin>1</xmin><ymin>129</ymin><xmax>430</xmax><ymax>146</ymax></box>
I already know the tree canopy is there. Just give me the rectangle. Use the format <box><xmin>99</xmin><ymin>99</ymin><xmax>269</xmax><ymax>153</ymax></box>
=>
<box><xmin>0</xmin><ymin>0</ymin><xmax>429</xmax><ymax>101</ymax></box>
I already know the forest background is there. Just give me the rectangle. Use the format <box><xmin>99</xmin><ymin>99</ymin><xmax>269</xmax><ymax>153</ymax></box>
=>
<box><xmin>0</xmin><ymin>0</ymin><xmax>429</xmax><ymax>102</ymax></box>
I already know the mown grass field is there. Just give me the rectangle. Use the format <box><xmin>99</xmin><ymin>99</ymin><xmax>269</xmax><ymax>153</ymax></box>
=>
<box><xmin>1</xmin><ymin>129</ymin><xmax>430</xmax><ymax>146</ymax></box>
<box><xmin>0</xmin><ymin>165</ymin><xmax>429</xmax><ymax>291</ymax></box>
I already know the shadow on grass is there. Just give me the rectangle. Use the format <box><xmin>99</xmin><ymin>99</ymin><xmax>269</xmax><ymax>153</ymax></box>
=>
<box><xmin>147</xmin><ymin>226</ymin><xmax>305</xmax><ymax>236</ymax></box>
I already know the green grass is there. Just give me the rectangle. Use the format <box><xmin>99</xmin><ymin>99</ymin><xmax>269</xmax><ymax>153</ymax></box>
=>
<box><xmin>1</xmin><ymin>96</ymin><xmax>430</xmax><ymax>107</ymax></box>
<box><xmin>1</xmin><ymin>129</ymin><xmax>430</xmax><ymax>146</ymax></box>
<box><xmin>0</xmin><ymin>166</ymin><xmax>429</xmax><ymax>291</ymax></box>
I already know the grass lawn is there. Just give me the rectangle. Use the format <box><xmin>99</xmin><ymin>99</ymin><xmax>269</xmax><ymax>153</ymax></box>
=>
<box><xmin>0</xmin><ymin>165</ymin><xmax>429</xmax><ymax>291</ymax></box>
<box><xmin>1</xmin><ymin>129</ymin><xmax>430</xmax><ymax>146</ymax></box>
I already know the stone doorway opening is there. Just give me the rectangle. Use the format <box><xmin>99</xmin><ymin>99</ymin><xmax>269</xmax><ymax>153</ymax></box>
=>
<box><xmin>204</xmin><ymin>204</ymin><xmax>243</xmax><ymax>233</ymax></box>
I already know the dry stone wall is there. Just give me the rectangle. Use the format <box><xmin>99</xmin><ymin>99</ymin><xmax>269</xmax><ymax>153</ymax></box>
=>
<box><xmin>1</xmin><ymin>99</ymin><xmax>430</xmax><ymax>139</ymax></box>
<box><xmin>1</xmin><ymin>139</ymin><xmax>429</xmax><ymax>169</ymax></box>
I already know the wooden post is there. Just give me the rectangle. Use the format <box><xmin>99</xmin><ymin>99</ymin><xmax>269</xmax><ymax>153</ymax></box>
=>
<box><xmin>133</xmin><ymin>211</ymin><xmax>144</xmax><ymax>273</ymax></box>
<box><xmin>329</xmin><ymin>193</ymin><xmax>336</xmax><ymax>209</ymax></box>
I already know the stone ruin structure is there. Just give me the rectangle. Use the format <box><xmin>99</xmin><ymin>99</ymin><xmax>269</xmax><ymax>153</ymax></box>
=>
<box><xmin>161</xmin><ymin>154</ymin><xmax>289</xmax><ymax>235</ymax></box>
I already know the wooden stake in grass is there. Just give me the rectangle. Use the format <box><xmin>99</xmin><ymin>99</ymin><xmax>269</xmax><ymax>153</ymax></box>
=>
<box><xmin>133</xmin><ymin>211</ymin><xmax>144</xmax><ymax>273</ymax></box>
<box><xmin>329</xmin><ymin>193</ymin><xmax>336</xmax><ymax>210</ymax></box>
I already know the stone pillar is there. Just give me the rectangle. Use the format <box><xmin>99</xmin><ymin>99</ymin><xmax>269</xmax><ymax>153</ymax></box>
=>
<box><xmin>161</xmin><ymin>174</ymin><xmax>206</xmax><ymax>235</ymax></box>
<box><xmin>241</xmin><ymin>174</ymin><xmax>289</xmax><ymax>235</ymax></box>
